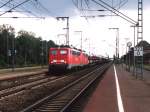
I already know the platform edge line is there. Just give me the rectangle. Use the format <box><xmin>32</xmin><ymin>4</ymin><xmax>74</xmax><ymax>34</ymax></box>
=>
<box><xmin>113</xmin><ymin>65</ymin><xmax>125</xmax><ymax>112</ymax></box>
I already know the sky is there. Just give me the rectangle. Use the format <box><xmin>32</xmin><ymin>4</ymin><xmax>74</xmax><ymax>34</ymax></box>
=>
<box><xmin>0</xmin><ymin>0</ymin><xmax>150</xmax><ymax>58</ymax></box>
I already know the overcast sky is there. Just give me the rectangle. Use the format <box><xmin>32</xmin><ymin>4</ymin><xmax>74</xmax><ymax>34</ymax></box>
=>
<box><xmin>0</xmin><ymin>0</ymin><xmax>150</xmax><ymax>57</ymax></box>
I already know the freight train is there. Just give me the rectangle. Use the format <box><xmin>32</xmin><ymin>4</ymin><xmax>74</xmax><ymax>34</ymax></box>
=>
<box><xmin>48</xmin><ymin>46</ymin><xmax>109</xmax><ymax>73</ymax></box>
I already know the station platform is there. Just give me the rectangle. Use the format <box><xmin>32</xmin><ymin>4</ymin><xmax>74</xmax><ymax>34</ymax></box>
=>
<box><xmin>83</xmin><ymin>64</ymin><xmax>150</xmax><ymax>112</ymax></box>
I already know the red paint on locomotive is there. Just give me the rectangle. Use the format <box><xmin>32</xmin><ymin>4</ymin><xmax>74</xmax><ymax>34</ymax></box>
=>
<box><xmin>49</xmin><ymin>47</ymin><xmax>89</xmax><ymax>71</ymax></box>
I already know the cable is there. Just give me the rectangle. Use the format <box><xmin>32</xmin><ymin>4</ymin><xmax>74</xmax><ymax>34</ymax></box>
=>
<box><xmin>72</xmin><ymin>0</ymin><xmax>79</xmax><ymax>9</ymax></box>
<box><xmin>84</xmin><ymin>0</ymin><xmax>90</xmax><ymax>9</ymax></box>
<box><xmin>114</xmin><ymin>0</ymin><xmax>128</xmax><ymax>10</ymax></box>
<box><xmin>35</xmin><ymin>0</ymin><xmax>56</xmax><ymax>17</ymax></box>
<box><xmin>0</xmin><ymin>0</ymin><xmax>32</xmax><ymax>16</ymax></box>
<box><xmin>97</xmin><ymin>0</ymin><xmax>136</xmax><ymax>23</ymax></box>
<box><xmin>1</xmin><ymin>0</ymin><xmax>39</xmax><ymax>18</ymax></box>
<box><xmin>91</xmin><ymin>0</ymin><xmax>137</xmax><ymax>25</ymax></box>
<box><xmin>72</xmin><ymin>0</ymin><xmax>89</xmax><ymax>22</ymax></box>
<box><xmin>0</xmin><ymin>16</ymin><xmax>45</xmax><ymax>19</ymax></box>
<box><xmin>0</xmin><ymin>0</ymin><xmax>13</xmax><ymax>9</ymax></box>
<box><xmin>12</xmin><ymin>0</ymin><xmax>39</xmax><ymax>17</ymax></box>
<box><xmin>118</xmin><ymin>0</ymin><xmax>128</xmax><ymax>9</ymax></box>
<box><xmin>0</xmin><ymin>10</ymin><xmax>31</xmax><ymax>13</ymax></box>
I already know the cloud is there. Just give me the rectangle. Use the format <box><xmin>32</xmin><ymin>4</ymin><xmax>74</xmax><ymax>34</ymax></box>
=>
<box><xmin>0</xmin><ymin>0</ymin><xmax>149</xmax><ymax>57</ymax></box>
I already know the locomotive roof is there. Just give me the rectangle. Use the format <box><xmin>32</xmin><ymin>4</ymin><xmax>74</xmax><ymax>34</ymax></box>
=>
<box><xmin>50</xmin><ymin>45</ymin><xmax>82</xmax><ymax>51</ymax></box>
<box><xmin>50</xmin><ymin>45</ymin><xmax>87</xmax><ymax>55</ymax></box>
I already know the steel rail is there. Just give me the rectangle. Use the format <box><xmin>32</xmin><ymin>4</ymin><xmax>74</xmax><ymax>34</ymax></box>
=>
<box><xmin>60</xmin><ymin>63</ymin><xmax>110</xmax><ymax>112</ymax></box>
<box><xmin>0</xmin><ymin>76</ymin><xmax>67</xmax><ymax>99</ymax></box>
<box><xmin>0</xmin><ymin>72</ymin><xmax>47</xmax><ymax>91</ymax></box>
<box><xmin>0</xmin><ymin>65</ymin><xmax>99</xmax><ymax>100</ymax></box>
<box><xmin>21</xmin><ymin>63</ymin><xmax>110</xmax><ymax>112</ymax></box>
<box><xmin>0</xmin><ymin>70</ymin><xmax>46</xmax><ymax>81</ymax></box>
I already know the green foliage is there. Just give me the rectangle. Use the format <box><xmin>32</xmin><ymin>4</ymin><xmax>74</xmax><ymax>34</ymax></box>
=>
<box><xmin>0</xmin><ymin>55</ymin><xmax>6</xmax><ymax>68</ymax></box>
<box><xmin>0</xmin><ymin>24</ymin><xmax>57</xmax><ymax>68</ymax></box>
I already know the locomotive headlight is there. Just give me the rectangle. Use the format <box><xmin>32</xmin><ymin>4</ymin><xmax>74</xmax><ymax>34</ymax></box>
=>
<box><xmin>52</xmin><ymin>60</ymin><xmax>57</xmax><ymax>62</ymax></box>
<box><xmin>60</xmin><ymin>60</ymin><xmax>64</xmax><ymax>62</ymax></box>
<box><xmin>60</xmin><ymin>60</ymin><xmax>66</xmax><ymax>63</ymax></box>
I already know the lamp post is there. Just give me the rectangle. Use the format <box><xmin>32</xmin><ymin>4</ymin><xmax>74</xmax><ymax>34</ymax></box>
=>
<box><xmin>56</xmin><ymin>17</ymin><xmax>69</xmax><ymax>46</ymax></box>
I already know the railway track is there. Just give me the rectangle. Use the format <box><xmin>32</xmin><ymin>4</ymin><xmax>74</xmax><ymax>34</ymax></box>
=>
<box><xmin>21</xmin><ymin>63</ymin><xmax>110</xmax><ymax>112</ymax></box>
<box><xmin>0</xmin><ymin>66</ymin><xmax>98</xmax><ymax>99</ymax></box>
<box><xmin>0</xmin><ymin>64</ymin><xmax>102</xmax><ymax>112</ymax></box>
<box><xmin>0</xmin><ymin>68</ymin><xmax>79</xmax><ymax>98</ymax></box>
<box><xmin>0</xmin><ymin>75</ymin><xmax>67</xmax><ymax>99</ymax></box>
<box><xmin>0</xmin><ymin>71</ymin><xmax>47</xmax><ymax>90</ymax></box>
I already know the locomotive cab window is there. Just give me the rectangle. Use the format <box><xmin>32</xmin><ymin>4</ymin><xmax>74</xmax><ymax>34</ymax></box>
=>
<box><xmin>60</xmin><ymin>50</ymin><xmax>67</xmax><ymax>55</ymax></box>
<box><xmin>51</xmin><ymin>50</ymin><xmax>57</xmax><ymax>55</ymax></box>
<box><xmin>71</xmin><ymin>50</ymin><xmax>80</xmax><ymax>56</ymax></box>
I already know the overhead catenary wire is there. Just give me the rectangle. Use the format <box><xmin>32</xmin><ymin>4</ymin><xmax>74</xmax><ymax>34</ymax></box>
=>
<box><xmin>0</xmin><ymin>0</ymin><xmax>13</xmax><ymax>9</ymax></box>
<box><xmin>97</xmin><ymin>0</ymin><xmax>137</xmax><ymax>24</ymax></box>
<box><xmin>72</xmin><ymin>0</ymin><xmax>78</xmax><ymax>8</ymax></box>
<box><xmin>0</xmin><ymin>10</ymin><xmax>32</xmax><ymax>13</ymax></box>
<box><xmin>91</xmin><ymin>0</ymin><xmax>137</xmax><ymax>25</ymax></box>
<box><xmin>28</xmin><ymin>0</ymin><xmax>45</xmax><ymax>18</ymax></box>
<box><xmin>0</xmin><ymin>16</ymin><xmax>45</xmax><ymax>19</ymax></box>
<box><xmin>11</xmin><ymin>0</ymin><xmax>39</xmax><ymax>17</ymax></box>
<box><xmin>0</xmin><ymin>0</ymin><xmax>42</xmax><ymax>18</ymax></box>
<box><xmin>84</xmin><ymin>0</ymin><xmax>90</xmax><ymax>9</ymax></box>
<box><xmin>34</xmin><ymin>0</ymin><xmax>56</xmax><ymax>17</ymax></box>
<box><xmin>73</xmin><ymin>0</ymin><xmax>90</xmax><ymax>10</ymax></box>
<box><xmin>81</xmin><ymin>14</ymin><xmax>118</xmax><ymax>18</ymax></box>
<box><xmin>0</xmin><ymin>0</ymin><xmax>35</xmax><ymax>17</ymax></box>
<box><xmin>73</xmin><ymin>0</ymin><xmax>135</xmax><ymax>24</ymax></box>
<box><xmin>117</xmin><ymin>0</ymin><xmax>128</xmax><ymax>10</ymax></box>
<box><xmin>114</xmin><ymin>0</ymin><xmax>128</xmax><ymax>10</ymax></box>
<box><xmin>0</xmin><ymin>0</ymin><xmax>31</xmax><ymax>16</ymax></box>
<box><xmin>80</xmin><ymin>0</ymin><xmax>90</xmax><ymax>17</ymax></box>
<box><xmin>0</xmin><ymin>1</ymin><xmax>32</xmax><ymax>15</ymax></box>
<box><xmin>72</xmin><ymin>0</ymin><xmax>89</xmax><ymax>22</ymax></box>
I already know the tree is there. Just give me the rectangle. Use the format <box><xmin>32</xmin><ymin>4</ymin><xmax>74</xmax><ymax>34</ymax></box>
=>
<box><xmin>0</xmin><ymin>24</ymin><xmax>15</xmax><ymax>68</ymax></box>
<box><xmin>0</xmin><ymin>24</ymin><xmax>57</xmax><ymax>68</ymax></box>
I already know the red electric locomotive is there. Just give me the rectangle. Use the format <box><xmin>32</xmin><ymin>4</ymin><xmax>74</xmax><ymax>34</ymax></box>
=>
<box><xmin>48</xmin><ymin>47</ymin><xmax>89</xmax><ymax>72</ymax></box>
